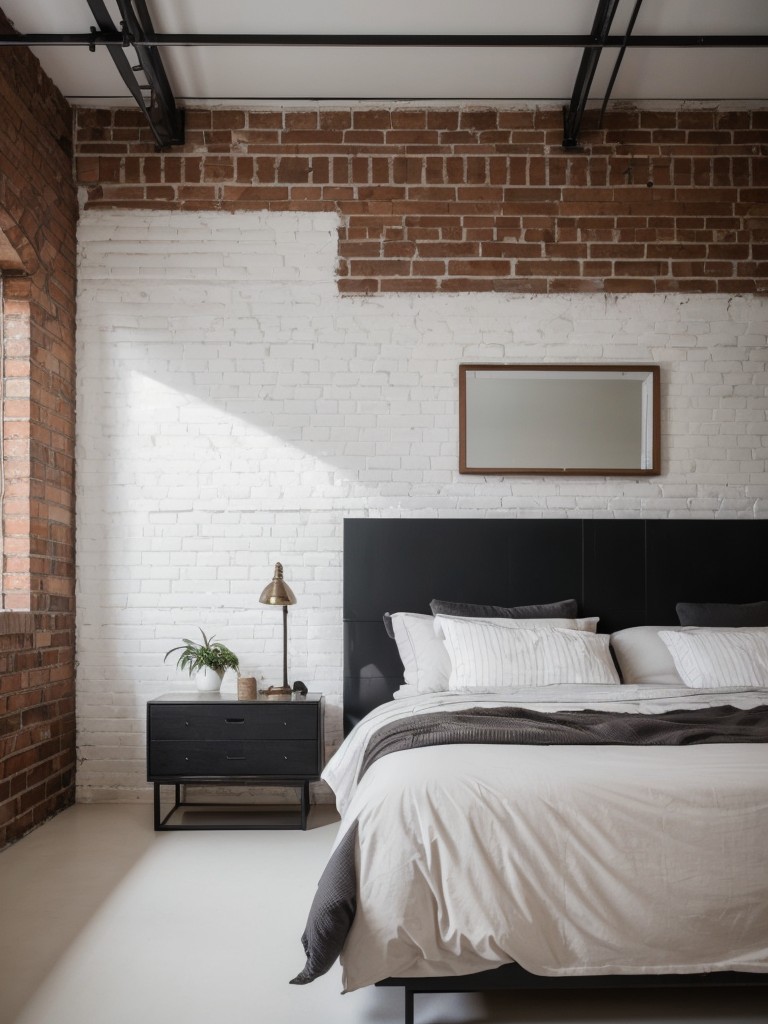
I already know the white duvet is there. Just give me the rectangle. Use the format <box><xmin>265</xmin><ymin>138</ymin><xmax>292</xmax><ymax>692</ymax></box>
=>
<box><xmin>322</xmin><ymin>686</ymin><xmax>768</xmax><ymax>992</ymax></box>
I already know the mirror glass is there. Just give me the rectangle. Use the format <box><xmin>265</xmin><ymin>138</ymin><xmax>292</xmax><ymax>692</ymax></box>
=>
<box><xmin>460</xmin><ymin>364</ymin><xmax>660</xmax><ymax>475</ymax></box>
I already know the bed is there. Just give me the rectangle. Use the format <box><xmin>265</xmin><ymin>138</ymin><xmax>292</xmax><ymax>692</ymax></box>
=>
<box><xmin>295</xmin><ymin>519</ymin><xmax>768</xmax><ymax>1022</ymax></box>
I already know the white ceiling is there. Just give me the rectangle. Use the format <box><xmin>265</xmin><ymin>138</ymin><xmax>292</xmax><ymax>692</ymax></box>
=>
<box><xmin>2</xmin><ymin>0</ymin><xmax>767</xmax><ymax>105</ymax></box>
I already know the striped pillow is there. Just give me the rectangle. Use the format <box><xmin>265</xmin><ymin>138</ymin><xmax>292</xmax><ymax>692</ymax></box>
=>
<box><xmin>436</xmin><ymin>616</ymin><xmax>619</xmax><ymax>690</ymax></box>
<box><xmin>658</xmin><ymin>628</ymin><xmax>768</xmax><ymax>689</ymax></box>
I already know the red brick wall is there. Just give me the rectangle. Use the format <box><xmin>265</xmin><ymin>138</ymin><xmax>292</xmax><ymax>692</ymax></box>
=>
<box><xmin>76</xmin><ymin>106</ymin><xmax>768</xmax><ymax>294</ymax></box>
<box><xmin>1</xmin><ymin>10</ymin><xmax>78</xmax><ymax>848</ymax></box>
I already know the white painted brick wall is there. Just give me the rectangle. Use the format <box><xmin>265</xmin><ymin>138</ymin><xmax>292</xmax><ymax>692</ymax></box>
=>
<box><xmin>75</xmin><ymin>209</ymin><xmax>768</xmax><ymax>803</ymax></box>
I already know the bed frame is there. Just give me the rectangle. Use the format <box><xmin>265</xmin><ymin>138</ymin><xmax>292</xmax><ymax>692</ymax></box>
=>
<box><xmin>377</xmin><ymin>966</ymin><xmax>768</xmax><ymax>1024</ymax></box>
<box><xmin>342</xmin><ymin>517</ymin><xmax>768</xmax><ymax>1022</ymax></box>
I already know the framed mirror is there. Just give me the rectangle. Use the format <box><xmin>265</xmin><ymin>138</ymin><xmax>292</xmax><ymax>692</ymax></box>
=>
<box><xmin>459</xmin><ymin>364</ymin><xmax>660</xmax><ymax>476</ymax></box>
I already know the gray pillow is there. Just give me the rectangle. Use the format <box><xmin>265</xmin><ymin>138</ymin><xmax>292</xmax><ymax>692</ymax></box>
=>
<box><xmin>429</xmin><ymin>597</ymin><xmax>578</xmax><ymax>619</ymax></box>
<box><xmin>676</xmin><ymin>600</ymin><xmax>768</xmax><ymax>628</ymax></box>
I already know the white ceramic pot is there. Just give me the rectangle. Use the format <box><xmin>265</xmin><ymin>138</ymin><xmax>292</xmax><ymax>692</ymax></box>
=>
<box><xmin>195</xmin><ymin>666</ymin><xmax>225</xmax><ymax>692</ymax></box>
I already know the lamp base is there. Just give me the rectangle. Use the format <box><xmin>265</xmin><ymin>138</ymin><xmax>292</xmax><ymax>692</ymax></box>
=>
<box><xmin>260</xmin><ymin>684</ymin><xmax>294</xmax><ymax>698</ymax></box>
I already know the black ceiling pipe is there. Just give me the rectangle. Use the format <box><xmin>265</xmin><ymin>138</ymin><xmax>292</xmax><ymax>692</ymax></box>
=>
<box><xmin>1</xmin><ymin>32</ymin><xmax>766</xmax><ymax>47</ymax></box>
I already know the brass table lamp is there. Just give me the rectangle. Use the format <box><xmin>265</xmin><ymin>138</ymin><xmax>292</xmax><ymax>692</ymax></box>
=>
<box><xmin>259</xmin><ymin>562</ymin><xmax>296</xmax><ymax>696</ymax></box>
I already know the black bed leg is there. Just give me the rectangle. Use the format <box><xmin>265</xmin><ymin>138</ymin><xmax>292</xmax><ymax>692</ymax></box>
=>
<box><xmin>404</xmin><ymin>987</ymin><xmax>414</xmax><ymax>1024</ymax></box>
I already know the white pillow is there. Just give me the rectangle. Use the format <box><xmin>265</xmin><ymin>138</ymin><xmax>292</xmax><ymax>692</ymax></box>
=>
<box><xmin>658</xmin><ymin>628</ymin><xmax>768</xmax><ymax>689</ymax></box>
<box><xmin>436</xmin><ymin>616</ymin><xmax>620</xmax><ymax>690</ymax></box>
<box><xmin>610</xmin><ymin>626</ymin><xmax>685</xmax><ymax>685</ymax></box>
<box><xmin>390</xmin><ymin>612</ymin><xmax>452</xmax><ymax>696</ymax></box>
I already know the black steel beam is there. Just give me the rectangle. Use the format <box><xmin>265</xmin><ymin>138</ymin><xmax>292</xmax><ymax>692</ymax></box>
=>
<box><xmin>598</xmin><ymin>0</ymin><xmax>644</xmax><ymax>128</ymax></box>
<box><xmin>563</xmin><ymin>0</ymin><xmax>623</xmax><ymax>148</ymax></box>
<box><xmin>85</xmin><ymin>0</ymin><xmax>146</xmax><ymax>112</ymax></box>
<box><xmin>115</xmin><ymin>0</ymin><xmax>184</xmax><ymax>147</ymax></box>
<box><xmin>85</xmin><ymin>0</ymin><xmax>183</xmax><ymax>148</ymax></box>
<box><xmin>1</xmin><ymin>32</ymin><xmax>767</xmax><ymax>48</ymax></box>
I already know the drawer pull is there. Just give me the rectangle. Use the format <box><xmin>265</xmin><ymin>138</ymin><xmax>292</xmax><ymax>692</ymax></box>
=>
<box><xmin>225</xmin><ymin>717</ymin><xmax>245</xmax><ymax>724</ymax></box>
<box><xmin>226</xmin><ymin>754</ymin><xmax>245</xmax><ymax>760</ymax></box>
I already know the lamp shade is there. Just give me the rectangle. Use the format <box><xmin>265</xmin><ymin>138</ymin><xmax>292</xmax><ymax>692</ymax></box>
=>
<box><xmin>259</xmin><ymin>562</ymin><xmax>296</xmax><ymax>606</ymax></box>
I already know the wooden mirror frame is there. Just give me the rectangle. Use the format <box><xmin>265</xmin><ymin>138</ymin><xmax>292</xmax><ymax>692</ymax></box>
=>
<box><xmin>459</xmin><ymin>363</ymin><xmax>661</xmax><ymax>476</ymax></box>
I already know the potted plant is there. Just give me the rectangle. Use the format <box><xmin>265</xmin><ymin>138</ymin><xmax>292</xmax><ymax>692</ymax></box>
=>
<box><xmin>164</xmin><ymin>629</ymin><xmax>240</xmax><ymax>692</ymax></box>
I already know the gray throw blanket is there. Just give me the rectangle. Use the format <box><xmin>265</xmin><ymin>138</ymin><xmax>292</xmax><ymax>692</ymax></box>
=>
<box><xmin>358</xmin><ymin>703</ymin><xmax>768</xmax><ymax>780</ymax></box>
<box><xmin>292</xmin><ymin>703</ymin><xmax>768</xmax><ymax>985</ymax></box>
<box><xmin>291</xmin><ymin>820</ymin><xmax>358</xmax><ymax>985</ymax></box>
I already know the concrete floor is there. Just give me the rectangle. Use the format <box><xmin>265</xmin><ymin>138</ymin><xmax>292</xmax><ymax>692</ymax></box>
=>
<box><xmin>0</xmin><ymin>804</ymin><xmax>765</xmax><ymax>1024</ymax></box>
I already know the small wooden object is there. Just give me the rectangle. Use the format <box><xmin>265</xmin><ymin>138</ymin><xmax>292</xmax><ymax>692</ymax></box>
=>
<box><xmin>237</xmin><ymin>676</ymin><xmax>258</xmax><ymax>700</ymax></box>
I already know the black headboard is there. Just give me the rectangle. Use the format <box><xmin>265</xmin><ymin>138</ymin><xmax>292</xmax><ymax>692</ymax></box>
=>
<box><xmin>343</xmin><ymin>518</ymin><xmax>768</xmax><ymax>734</ymax></box>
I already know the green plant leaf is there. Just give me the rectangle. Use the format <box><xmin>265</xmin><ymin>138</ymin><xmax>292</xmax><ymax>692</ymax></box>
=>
<box><xmin>164</xmin><ymin>628</ymin><xmax>240</xmax><ymax>674</ymax></box>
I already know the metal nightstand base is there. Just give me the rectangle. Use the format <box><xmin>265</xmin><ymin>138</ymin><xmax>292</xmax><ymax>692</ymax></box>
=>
<box><xmin>153</xmin><ymin>779</ymin><xmax>311</xmax><ymax>831</ymax></box>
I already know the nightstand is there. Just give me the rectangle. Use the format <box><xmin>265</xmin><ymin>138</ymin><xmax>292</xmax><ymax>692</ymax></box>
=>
<box><xmin>146</xmin><ymin>692</ymin><xmax>324</xmax><ymax>831</ymax></box>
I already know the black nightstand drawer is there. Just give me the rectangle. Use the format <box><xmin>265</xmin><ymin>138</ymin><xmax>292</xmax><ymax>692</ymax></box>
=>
<box><xmin>148</xmin><ymin>739</ymin><xmax>320</xmax><ymax>778</ymax></box>
<box><xmin>147</xmin><ymin>692</ymin><xmax>324</xmax><ymax>830</ymax></box>
<box><xmin>149</xmin><ymin>703</ymin><xmax>318</xmax><ymax>741</ymax></box>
